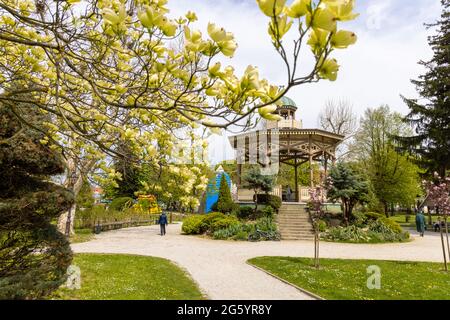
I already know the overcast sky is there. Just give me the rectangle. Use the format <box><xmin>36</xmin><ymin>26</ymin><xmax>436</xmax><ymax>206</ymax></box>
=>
<box><xmin>167</xmin><ymin>0</ymin><xmax>442</xmax><ymax>164</ymax></box>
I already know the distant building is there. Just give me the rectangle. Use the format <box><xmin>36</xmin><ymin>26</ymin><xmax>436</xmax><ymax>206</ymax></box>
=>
<box><xmin>92</xmin><ymin>186</ymin><xmax>104</xmax><ymax>204</ymax></box>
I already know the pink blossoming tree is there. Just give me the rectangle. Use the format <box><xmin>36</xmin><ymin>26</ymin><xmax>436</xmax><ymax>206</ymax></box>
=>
<box><xmin>423</xmin><ymin>173</ymin><xmax>450</xmax><ymax>271</ymax></box>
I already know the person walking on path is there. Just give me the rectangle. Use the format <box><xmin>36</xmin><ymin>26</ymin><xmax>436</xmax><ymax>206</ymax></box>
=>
<box><xmin>158</xmin><ymin>212</ymin><xmax>168</xmax><ymax>236</ymax></box>
<box><xmin>416</xmin><ymin>211</ymin><xmax>426</xmax><ymax>237</ymax></box>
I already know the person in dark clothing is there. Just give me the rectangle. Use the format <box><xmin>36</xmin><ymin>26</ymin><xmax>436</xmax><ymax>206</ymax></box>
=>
<box><xmin>158</xmin><ymin>212</ymin><xmax>168</xmax><ymax>236</ymax></box>
<box><xmin>434</xmin><ymin>220</ymin><xmax>441</xmax><ymax>232</ymax></box>
<box><xmin>415</xmin><ymin>211</ymin><xmax>426</xmax><ymax>237</ymax></box>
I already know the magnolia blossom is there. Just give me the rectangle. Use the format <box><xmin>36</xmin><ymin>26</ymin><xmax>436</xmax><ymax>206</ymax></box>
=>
<box><xmin>423</xmin><ymin>173</ymin><xmax>450</xmax><ymax>216</ymax></box>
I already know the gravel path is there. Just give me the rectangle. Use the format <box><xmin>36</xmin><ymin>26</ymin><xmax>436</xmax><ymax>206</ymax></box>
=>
<box><xmin>72</xmin><ymin>223</ymin><xmax>444</xmax><ymax>300</ymax></box>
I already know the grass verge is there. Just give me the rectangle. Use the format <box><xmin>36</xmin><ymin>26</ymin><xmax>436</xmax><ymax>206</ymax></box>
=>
<box><xmin>248</xmin><ymin>256</ymin><xmax>449</xmax><ymax>300</ymax></box>
<box><xmin>52</xmin><ymin>253</ymin><xmax>204</xmax><ymax>300</ymax></box>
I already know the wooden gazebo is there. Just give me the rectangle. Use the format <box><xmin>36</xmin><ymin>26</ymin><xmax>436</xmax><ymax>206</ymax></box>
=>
<box><xmin>229</xmin><ymin>97</ymin><xmax>345</xmax><ymax>203</ymax></box>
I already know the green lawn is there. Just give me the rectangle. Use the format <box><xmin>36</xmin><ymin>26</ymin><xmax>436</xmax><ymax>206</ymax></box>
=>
<box><xmin>389</xmin><ymin>213</ymin><xmax>442</xmax><ymax>228</ymax></box>
<box><xmin>248</xmin><ymin>257</ymin><xmax>450</xmax><ymax>300</ymax></box>
<box><xmin>70</xmin><ymin>228</ymin><xmax>95</xmax><ymax>244</ymax></box>
<box><xmin>53</xmin><ymin>254</ymin><xmax>204</xmax><ymax>300</ymax></box>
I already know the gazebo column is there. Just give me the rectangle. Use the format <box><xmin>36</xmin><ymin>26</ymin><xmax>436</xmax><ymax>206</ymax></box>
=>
<box><xmin>294</xmin><ymin>156</ymin><xmax>299</xmax><ymax>203</ymax></box>
<box><xmin>309</xmin><ymin>134</ymin><xmax>314</xmax><ymax>188</ymax></box>
<box><xmin>237</xmin><ymin>163</ymin><xmax>242</xmax><ymax>187</ymax></box>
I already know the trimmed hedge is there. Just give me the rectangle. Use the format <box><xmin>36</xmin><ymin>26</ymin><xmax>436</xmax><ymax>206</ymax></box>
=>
<box><xmin>181</xmin><ymin>213</ymin><xmax>239</xmax><ymax>235</ymax></box>
<box><xmin>236</xmin><ymin>206</ymin><xmax>254</xmax><ymax>220</ymax></box>
<box><xmin>181</xmin><ymin>215</ymin><xmax>206</xmax><ymax>234</ymax></box>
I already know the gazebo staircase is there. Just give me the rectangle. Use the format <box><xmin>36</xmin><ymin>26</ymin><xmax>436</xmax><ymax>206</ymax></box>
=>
<box><xmin>276</xmin><ymin>204</ymin><xmax>315</xmax><ymax>240</ymax></box>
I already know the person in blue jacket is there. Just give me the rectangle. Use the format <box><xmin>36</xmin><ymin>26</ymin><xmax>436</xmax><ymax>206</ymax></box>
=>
<box><xmin>158</xmin><ymin>212</ymin><xmax>168</xmax><ymax>236</ymax></box>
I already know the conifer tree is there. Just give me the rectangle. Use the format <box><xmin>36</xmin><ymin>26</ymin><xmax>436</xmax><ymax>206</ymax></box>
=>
<box><xmin>216</xmin><ymin>174</ymin><xmax>234</xmax><ymax>214</ymax></box>
<box><xmin>398</xmin><ymin>1</ymin><xmax>450</xmax><ymax>176</ymax></box>
<box><xmin>0</xmin><ymin>102</ymin><xmax>73</xmax><ymax>299</ymax></box>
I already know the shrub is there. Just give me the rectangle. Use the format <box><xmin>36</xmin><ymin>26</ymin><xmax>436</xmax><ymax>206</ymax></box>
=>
<box><xmin>233</xmin><ymin>230</ymin><xmax>249</xmax><ymax>241</ymax></box>
<box><xmin>377</xmin><ymin>217</ymin><xmax>403</xmax><ymax>234</ymax></box>
<box><xmin>216</xmin><ymin>174</ymin><xmax>234</xmax><ymax>213</ymax></box>
<box><xmin>236</xmin><ymin>206</ymin><xmax>254</xmax><ymax>220</ymax></box>
<box><xmin>255</xmin><ymin>216</ymin><xmax>278</xmax><ymax>232</ymax></box>
<box><xmin>324</xmin><ymin>225</ymin><xmax>370</xmax><ymax>242</ymax></box>
<box><xmin>317</xmin><ymin>219</ymin><xmax>327</xmax><ymax>232</ymax></box>
<box><xmin>324</xmin><ymin>219</ymin><xmax>409</xmax><ymax>243</ymax></box>
<box><xmin>262</xmin><ymin>205</ymin><xmax>275</xmax><ymax>218</ymax></box>
<box><xmin>210</xmin><ymin>216</ymin><xmax>240</xmax><ymax>233</ymax></box>
<box><xmin>364</xmin><ymin>212</ymin><xmax>384</xmax><ymax>221</ymax></box>
<box><xmin>256</xmin><ymin>194</ymin><xmax>282</xmax><ymax>210</ymax></box>
<box><xmin>369</xmin><ymin>218</ymin><xmax>403</xmax><ymax>235</ymax></box>
<box><xmin>202</xmin><ymin>212</ymin><xmax>226</xmax><ymax>226</ymax></box>
<box><xmin>248</xmin><ymin>217</ymin><xmax>280</xmax><ymax>241</ymax></box>
<box><xmin>181</xmin><ymin>215</ymin><xmax>206</xmax><ymax>235</ymax></box>
<box><xmin>212</xmin><ymin>223</ymin><xmax>243</xmax><ymax>240</ymax></box>
<box><xmin>350</xmin><ymin>211</ymin><xmax>367</xmax><ymax>227</ymax></box>
<box><xmin>109</xmin><ymin>197</ymin><xmax>134</xmax><ymax>211</ymax></box>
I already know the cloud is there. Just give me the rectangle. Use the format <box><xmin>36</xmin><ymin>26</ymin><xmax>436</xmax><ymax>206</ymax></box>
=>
<box><xmin>167</xmin><ymin>0</ymin><xmax>442</xmax><ymax>163</ymax></box>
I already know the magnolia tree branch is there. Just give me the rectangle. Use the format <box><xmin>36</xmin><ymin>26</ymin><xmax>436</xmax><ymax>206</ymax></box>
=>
<box><xmin>0</xmin><ymin>0</ymin><xmax>359</xmax><ymax>160</ymax></box>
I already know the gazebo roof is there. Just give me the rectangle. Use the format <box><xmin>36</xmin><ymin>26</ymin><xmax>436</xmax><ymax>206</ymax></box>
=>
<box><xmin>277</xmin><ymin>96</ymin><xmax>297</xmax><ymax>112</ymax></box>
<box><xmin>229</xmin><ymin>128</ymin><xmax>345</xmax><ymax>163</ymax></box>
<box><xmin>229</xmin><ymin>128</ymin><xmax>345</xmax><ymax>142</ymax></box>
<box><xmin>279</xmin><ymin>96</ymin><xmax>297</xmax><ymax>108</ymax></box>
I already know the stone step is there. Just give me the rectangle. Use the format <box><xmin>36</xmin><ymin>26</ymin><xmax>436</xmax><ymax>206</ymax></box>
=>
<box><xmin>276</xmin><ymin>219</ymin><xmax>311</xmax><ymax>224</ymax></box>
<box><xmin>276</xmin><ymin>216</ymin><xmax>309</xmax><ymax>221</ymax></box>
<box><xmin>277</xmin><ymin>215</ymin><xmax>309</xmax><ymax>218</ymax></box>
<box><xmin>281</xmin><ymin>233</ymin><xmax>315</xmax><ymax>237</ymax></box>
<box><xmin>278</xmin><ymin>212</ymin><xmax>309</xmax><ymax>215</ymax></box>
<box><xmin>277</xmin><ymin>205</ymin><xmax>314</xmax><ymax>241</ymax></box>
<box><xmin>279</xmin><ymin>228</ymin><xmax>314</xmax><ymax>232</ymax></box>
<box><xmin>278</xmin><ymin>223</ymin><xmax>311</xmax><ymax>227</ymax></box>
<box><xmin>277</xmin><ymin>219</ymin><xmax>311</xmax><ymax>223</ymax></box>
<box><xmin>281</xmin><ymin>236</ymin><xmax>315</xmax><ymax>241</ymax></box>
<box><xmin>278</xmin><ymin>220</ymin><xmax>312</xmax><ymax>225</ymax></box>
<box><xmin>275</xmin><ymin>217</ymin><xmax>310</xmax><ymax>222</ymax></box>
<box><xmin>279</xmin><ymin>225</ymin><xmax>313</xmax><ymax>229</ymax></box>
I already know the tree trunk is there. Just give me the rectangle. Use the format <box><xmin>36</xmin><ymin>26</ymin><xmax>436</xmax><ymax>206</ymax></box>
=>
<box><xmin>439</xmin><ymin>223</ymin><xmax>448</xmax><ymax>272</ymax></box>
<box><xmin>57</xmin><ymin>158</ymin><xmax>95</xmax><ymax>236</ymax></box>
<box><xmin>58</xmin><ymin>203</ymin><xmax>77</xmax><ymax>236</ymax></box>
<box><xmin>445</xmin><ymin>217</ymin><xmax>450</xmax><ymax>265</ymax></box>
<box><xmin>342</xmin><ymin>200</ymin><xmax>348</xmax><ymax>226</ymax></box>
<box><xmin>346</xmin><ymin>201</ymin><xmax>353</xmax><ymax>226</ymax></box>
<box><xmin>314</xmin><ymin>231</ymin><xmax>320</xmax><ymax>269</ymax></box>
<box><xmin>383</xmin><ymin>202</ymin><xmax>389</xmax><ymax>218</ymax></box>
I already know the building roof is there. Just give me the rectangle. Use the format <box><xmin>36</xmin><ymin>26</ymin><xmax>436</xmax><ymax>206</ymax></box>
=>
<box><xmin>278</xmin><ymin>96</ymin><xmax>297</xmax><ymax>110</ymax></box>
<box><xmin>280</xmin><ymin>96</ymin><xmax>296</xmax><ymax>108</ymax></box>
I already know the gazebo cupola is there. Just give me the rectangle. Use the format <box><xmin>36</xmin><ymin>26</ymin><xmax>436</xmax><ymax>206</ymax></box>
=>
<box><xmin>266</xmin><ymin>96</ymin><xmax>303</xmax><ymax>130</ymax></box>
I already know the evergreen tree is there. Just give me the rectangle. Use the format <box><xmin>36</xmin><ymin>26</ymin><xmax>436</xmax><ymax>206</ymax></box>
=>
<box><xmin>216</xmin><ymin>174</ymin><xmax>234</xmax><ymax>214</ymax></box>
<box><xmin>243</xmin><ymin>167</ymin><xmax>276</xmax><ymax>211</ymax></box>
<box><xmin>0</xmin><ymin>103</ymin><xmax>73</xmax><ymax>299</ymax></box>
<box><xmin>326</xmin><ymin>163</ymin><xmax>369</xmax><ymax>224</ymax></box>
<box><xmin>398</xmin><ymin>1</ymin><xmax>450</xmax><ymax>176</ymax></box>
